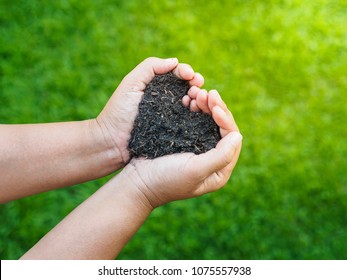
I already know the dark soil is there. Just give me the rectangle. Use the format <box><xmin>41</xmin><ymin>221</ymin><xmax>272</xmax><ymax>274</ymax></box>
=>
<box><xmin>128</xmin><ymin>72</ymin><xmax>221</xmax><ymax>159</ymax></box>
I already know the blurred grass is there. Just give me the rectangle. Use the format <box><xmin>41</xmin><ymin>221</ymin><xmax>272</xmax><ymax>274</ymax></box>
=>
<box><xmin>1</xmin><ymin>0</ymin><xmax>347</xmax><ymax>259</ymax></box>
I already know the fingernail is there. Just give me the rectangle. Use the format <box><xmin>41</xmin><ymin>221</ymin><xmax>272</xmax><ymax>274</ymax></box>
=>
<box><xmin>210</xmin><ymin>89</ymin><xmax>221</xmax><ymax>98</ymax></box>
<box><xmin>166</xmin><ymin>57</ymin><xmax>178</xmax><ymax>64</ymax></box>
<box><xmin>229</xmin><ymin>132</ymin><xmax>243</xmax><ymax>147</ymax></box>
<box><xmin>215</xmin><ymin>90</ymin><xmax>223</xmax><ymax>101</ymax></box>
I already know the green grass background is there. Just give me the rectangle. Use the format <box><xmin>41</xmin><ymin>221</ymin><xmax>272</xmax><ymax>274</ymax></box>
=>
<box><xmin>1</xmin><ymin>0</ymin><xmax>347</xmax><ymax>259</ymax></box>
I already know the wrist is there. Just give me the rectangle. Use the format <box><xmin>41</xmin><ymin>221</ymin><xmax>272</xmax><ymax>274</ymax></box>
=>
<box><xmin>88</xmin><ymin>118</ymin><xmax>125</xmax><ymax>172</ymax></box>
<box><xmin>116</xmin><ymin>163</ymin><xmax>158</xmax><ymax>211</ymax></box>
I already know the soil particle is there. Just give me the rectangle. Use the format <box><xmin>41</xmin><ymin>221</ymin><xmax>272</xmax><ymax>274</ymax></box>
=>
<box><xmin>128</xmin><ymin>72</ymin><xmax>221</xmax><ymax>159</ymax></box>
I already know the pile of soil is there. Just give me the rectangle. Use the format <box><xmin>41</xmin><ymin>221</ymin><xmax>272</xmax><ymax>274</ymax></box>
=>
<box><xmin>128</xmin><ymin>72</ymin><xmax>221</xmax><ymax>159</ymax></box>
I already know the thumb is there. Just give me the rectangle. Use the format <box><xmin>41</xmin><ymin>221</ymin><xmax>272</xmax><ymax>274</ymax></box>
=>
<box><xmin>124</xmin><ymin>57</ymin><xmax>179</xmax><ymax>90</ymax></box>
<box><xmin>193</xmin><ymin>131</ymin><xmax>243</xmax><ymax>177</ymax></box>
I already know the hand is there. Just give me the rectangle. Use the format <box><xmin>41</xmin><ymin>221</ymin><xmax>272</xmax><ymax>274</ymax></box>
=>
<box><xmin>121</xmin><ymin>92</ymin><xmax>242</xmax><ymax>209</ymax></box>
<box><xmin>96</xmin><ymin>57</ymin><xmax>204</xmax><ymax>166</ymax></box>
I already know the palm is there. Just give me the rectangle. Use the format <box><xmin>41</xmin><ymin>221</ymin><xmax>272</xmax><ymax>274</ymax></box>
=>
<box><xmin>127</xmin><ymin>139</ymin><xmax>239</xmax><ymax>208</ymax></box>
<box><xmin>100</xmin><ymin>88</ymin><xmax>144</xmax><ymax>162</ymax></box>
<box><xmin>97</xmin><ymin>57</ymin><xmax>205</xmax><ymax>164</ymax></box>
<box><xmin>128</xmin><ymin>153</ymin><xmax>200</xmax><ymax>205</ymax></box>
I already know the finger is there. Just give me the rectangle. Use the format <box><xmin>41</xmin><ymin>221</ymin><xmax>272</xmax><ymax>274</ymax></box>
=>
<box><xmin>196</xmin><ymin>89</ymin><xmax>210</xmax><ymax>114</ymax></box>
<box><xmin>125</xmin><ymin>57</ymin><xmax>179</xmax><ymax>90</ymax></box>
<box><xmin>216</xmin><ymin>139</ymin><xmax>242</xmax><ymax>185</ymax></box>
<box><xmin>208</xmin><ymin>89</ymin><xmax>240</xmax><ymax>135</ymax></box>
<box><xmin>230</xmin><ymin>140</ymin><xmax>242</xmax><ymax>170</ymax></box>
<box><xmin>203</xmin><ymin>145</ymin><xmax>241</xmax><ymax>193</ymax></box>
<box><xmin>212</xmin><ymin>106</ymin><xmax>234</xmax><ymax>134</ymax></box>
<box><xmin>172</xmin><ymin>63</ymin><xmax>195</xmax><ymax>80</ymax></box>
<box><xmin>188</xmin><ymin>72</ymin><xmax>204</xmax><ymax>87</ymax></box>
<box><xmin>172</xmin><ymin>65</ymin><xmax>204</xmax><ymax>88</ymax></box>
<box><xmin>201</xmin><ymin>168</ymin><xmax>231</xmax><ymax>193</ymax></box>
<box><xmin>182</xmin><ymin>95</ymin><xmax>191</xmax><ymax>108</ymax></box>
<box><xmin>205</xmin><ymin>140</ymin><xmax>242</xmax><ymax>193</ymax></box>
<box><xmin>191</xmin><ymin>131</ymin><xmax>243</xmax><ymax>177</ymax></box>
<box><xmin>197</xmin><ymin>149</ymin><xmax>239</xmax><ymax>195</ymax></box>
<box><xmin>190</xmin><ymin>100</ymin><xmax>200</xmax><ymax>112</ymax></box>
<box><xmin>188</xmin><ymin>86</ymin><xmax>199</xmax><ymax>99</ymax></box>
<box><xmin>208</xmin><ymin>89</ymin><xmax>228</xmax><ymax>112</ymax></box>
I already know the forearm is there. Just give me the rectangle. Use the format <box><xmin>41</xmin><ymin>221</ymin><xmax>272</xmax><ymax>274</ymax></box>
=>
<box><xmin>0</xmin><ymin>119</ymin><xmax>123</xmax><ymax>203</ymax></box>
<box><xmin>20</xmin><ymin>169</ymin><xmax>152</xmax><ymax>259</ymax></box>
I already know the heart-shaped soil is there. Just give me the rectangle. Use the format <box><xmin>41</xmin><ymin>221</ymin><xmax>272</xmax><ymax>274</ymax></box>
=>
<box><xmin>128</xmin><ymin>73</ymin><xmax>221</xmax><ymax>159</ymax></box>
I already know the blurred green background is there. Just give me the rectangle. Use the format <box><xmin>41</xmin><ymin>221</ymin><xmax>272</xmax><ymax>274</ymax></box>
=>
<box><xmin>1</xmin><ymin>0</ymin><xmax>347</xmax><ymax>259</ymax></box>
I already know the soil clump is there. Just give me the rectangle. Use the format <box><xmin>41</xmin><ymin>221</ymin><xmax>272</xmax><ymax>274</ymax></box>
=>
<box><xmin>128</xmin><ymin>73</ymin><xmax>221</xmax><ymax>159</ymax></box>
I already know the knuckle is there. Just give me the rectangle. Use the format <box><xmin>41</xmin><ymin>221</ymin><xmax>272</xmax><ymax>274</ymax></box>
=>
<box><xmin>216</xmin><ymin>171</ymin><xmax>232</xmax><ymax>189</ymax></box>
<box><xmin>221</xmin><ymin>152</ymin><xmax>232</xmax><ymax>166</ymax></box>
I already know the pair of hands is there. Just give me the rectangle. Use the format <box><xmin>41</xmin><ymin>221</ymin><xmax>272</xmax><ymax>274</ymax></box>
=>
<box><xmin>97</xmin><ymin>57</ymin><xmax>242</xmax><ymax>209</ymax></box>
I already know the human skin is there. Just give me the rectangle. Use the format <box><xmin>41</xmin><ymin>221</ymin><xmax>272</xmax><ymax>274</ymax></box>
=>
<box><xmin>21</xmin><ymin>107</ymin><xmax>242</xmax><ymax>259</ymax></box>
<box><xmin>0</xmin><ymin>57</ymin><xmax>242</xmax><ymax>259</ymax></box>
<box><xmin>0</xmin><ymin>58</ymin><xmax>204</xmax><ymax>203</ymax></box>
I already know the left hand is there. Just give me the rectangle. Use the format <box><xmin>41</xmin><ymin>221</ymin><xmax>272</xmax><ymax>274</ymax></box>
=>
<box><xmin>96</xmin><ymin>57</ymin><xmax>204</xmax><ymax>166</ymax></box>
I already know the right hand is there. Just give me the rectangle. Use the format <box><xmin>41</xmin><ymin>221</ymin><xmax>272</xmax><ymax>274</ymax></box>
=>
<box><xmin>121</xmin><ymin>91</ymin><xmax>242</xmax><ymax>209</ymax></box>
